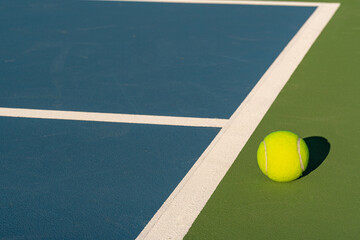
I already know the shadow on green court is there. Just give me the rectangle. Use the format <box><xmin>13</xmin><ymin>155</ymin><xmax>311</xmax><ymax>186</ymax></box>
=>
<box><xmin>302</xmin><ymin>136</ymin><xmax>330</xmax><ymax>177</ymax></box>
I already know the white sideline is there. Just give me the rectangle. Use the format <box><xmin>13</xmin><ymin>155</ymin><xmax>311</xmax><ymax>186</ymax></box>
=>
<box><xmin>0</xmin><ymin>107</ymin><xmax>228</xmax><ymax>128</ymax></box>
<box><xmin>131</xmin><ymin>1</ymin><xmax>340</xmax><ymax>240</ymax></box>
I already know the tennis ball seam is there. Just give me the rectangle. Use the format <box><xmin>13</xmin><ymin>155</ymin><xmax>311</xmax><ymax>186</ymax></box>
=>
<box><xmin>263</xmin><ymin>137</ymin><xmax>305</xmax><ymax>178</ymax></box>
<box><xmin>263</xmin><ymin>140</ymin><xmax>268</xmax><ymax>176</ymax></box>
<box><xmin>297</xmin><ymin>137</ymin><xmax>305</xmax><ymax>172</ymax></box>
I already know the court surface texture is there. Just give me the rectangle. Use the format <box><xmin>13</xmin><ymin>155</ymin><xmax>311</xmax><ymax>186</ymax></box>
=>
<box><xmin>1</xmin><ymin>0</ymin><xmax>359</xmax><ymax>239</ymax></box>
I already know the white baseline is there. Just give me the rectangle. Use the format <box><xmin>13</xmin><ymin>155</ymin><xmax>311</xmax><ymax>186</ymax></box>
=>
<box><xmin>0</xmin><ymin>107</ymin><xmax>228</xmax><ymax>128</ymax></box>
<box><xmin>103</xmin><ymin>0</ymin><xmax>326</xmax><ymax>7</ymax></box>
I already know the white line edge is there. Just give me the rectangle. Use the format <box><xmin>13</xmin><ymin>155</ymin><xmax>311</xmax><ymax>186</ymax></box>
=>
<box><xmin>0</xmin><ymin>107</ymin><xmax>228</xmax><ymax>128</ymax></box>
<box><xmin>134</xmin><ymin>1</ymin><xmax>340</xmax><ymax>240</ymax></box>
<box><xmin>101</xmin><ymin>0</ymin><xmax>333</xmax><ymax>7</ymax></box>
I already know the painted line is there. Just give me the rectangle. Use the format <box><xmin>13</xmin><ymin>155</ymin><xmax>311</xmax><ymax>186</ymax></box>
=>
<box><xmin>102</xmin><ymin>0</ymin><xmax>327</xmax><ymax>7</ymax></box>
<box><xmin>135</xmin><ymin>2</ymin><xmax>340</xmax><ymax>240</ymax></box>
<box><xmin>0</xmin><ymin>107</ymin><xmax>228</xmax><ymax>128</ymax></box>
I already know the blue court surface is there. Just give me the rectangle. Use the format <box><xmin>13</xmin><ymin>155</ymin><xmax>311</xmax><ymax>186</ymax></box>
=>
<box><xmin>0</xmin><ymin>117</ymin><xmax>218</xmax><ymax>239</ymax></box>
<box><xmin>0</xmin><ymin>0</ymin><xmax>316</xmax><ymax>239</ymax></box>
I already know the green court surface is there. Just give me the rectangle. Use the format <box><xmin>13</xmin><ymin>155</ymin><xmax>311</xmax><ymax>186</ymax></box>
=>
<box><xmin>185</xmin><ymin>0</ymin><xmax>360</xmax><ymax>239</ymax></box>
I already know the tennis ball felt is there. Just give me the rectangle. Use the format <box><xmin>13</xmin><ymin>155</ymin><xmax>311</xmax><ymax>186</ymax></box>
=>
<box><xmin>257</xmin><ymin>131</ymin><xmax>309</xmax><ymax>182</ymax></box>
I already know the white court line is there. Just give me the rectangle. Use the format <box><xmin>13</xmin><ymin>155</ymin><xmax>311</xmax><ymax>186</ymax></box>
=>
<box><xmin>103</xmin><ymin>0</ymin><xmax>325</xmax><ymax>7</ymax></box>
<box><xmin>129</xmin><ymin>1</ymin><xmax>339</xmax><ymax>240</ymax></box>
<box><xmin>0</xmin><ymin>107</ymin><xmax>228</xmax><ymax>128</ymax></box>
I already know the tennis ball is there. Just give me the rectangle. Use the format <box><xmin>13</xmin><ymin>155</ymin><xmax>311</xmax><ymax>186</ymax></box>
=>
<box><xmin>257</xmin><ymin>131</ymin><xmax>309</xmax><ymax>182</ymax></box>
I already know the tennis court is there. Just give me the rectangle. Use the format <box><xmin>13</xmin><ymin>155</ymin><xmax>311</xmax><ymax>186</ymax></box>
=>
<box><xmin>1</xmin><ymin>0</ymin><xmax>359</xmax><ymax>239</ymax></box>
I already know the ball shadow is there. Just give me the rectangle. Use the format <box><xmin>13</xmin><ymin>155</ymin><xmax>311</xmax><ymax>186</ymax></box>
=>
<box><xmin>302</xmin><ymin>136</ymin><xmax>330</xmax><ymax>177</ymax></box>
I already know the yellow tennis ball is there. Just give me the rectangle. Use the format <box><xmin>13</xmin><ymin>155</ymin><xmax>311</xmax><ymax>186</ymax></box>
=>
<box><xmin>257</xmin><ymin>131</ymin><xmax>309</xmax><ymax>182</ymax></box>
